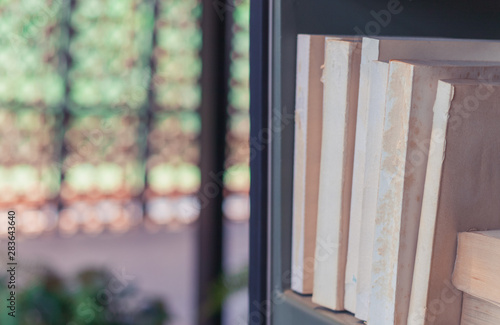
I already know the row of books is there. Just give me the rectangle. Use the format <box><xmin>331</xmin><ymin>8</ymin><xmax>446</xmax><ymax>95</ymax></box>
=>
<box><xmin>291</xmin><ymin>35</ymin><xmax>500</xmax><ymax>325</ymax></box>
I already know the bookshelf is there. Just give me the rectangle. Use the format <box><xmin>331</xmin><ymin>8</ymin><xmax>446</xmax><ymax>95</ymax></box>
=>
<box><xmin>249</xmin><ymin>0</ymin><xmax>500</xmax><ymax>324</ymax></box>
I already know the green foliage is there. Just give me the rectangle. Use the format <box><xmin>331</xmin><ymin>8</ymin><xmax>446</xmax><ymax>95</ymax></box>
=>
<box><xmin>201</xmin><ymin>267</ymin><xmax>249</xmax><ymax>322</ymax></box>
<box><xmin>0</xmin><ymin>268</ymin><xmax>170</xmax><ymax>325</ymax></box>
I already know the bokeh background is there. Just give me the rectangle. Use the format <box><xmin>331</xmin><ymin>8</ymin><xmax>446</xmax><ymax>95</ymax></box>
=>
<box><xmin>0</xmin><ymin>0</ymin><xmax>250</xmax><ymax>324</ymax></box>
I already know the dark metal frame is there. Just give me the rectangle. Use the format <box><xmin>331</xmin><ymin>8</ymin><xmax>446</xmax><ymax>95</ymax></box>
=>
<box><xmin>249</xmin><ymin>0</ymin><xmax>270</xmax><ymax>324</ymax></box>
<box><xmin>197</xmin><ymin>0</ymin><xmax>233</xmax><ymax>324</ymax></box>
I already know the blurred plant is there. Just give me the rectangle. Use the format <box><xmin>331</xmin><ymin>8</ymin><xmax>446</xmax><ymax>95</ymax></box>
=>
<box><xmin>153</xmin><ymin>0</ymin><xmax>202</xmax><ymax>112</ymax></box>
<box><xmin>201</xmin><ymin>266</ymin><xmax>248</xmax><ymax>322</ymax></box>
<box><xmin>69</xmin><ymin>0</ymin><xmax>155</xmax><ymax>113</ymax></box>
<box><xmin>0</xmin><ymin>268</ymin><xmax>170</xmax><ymax>325</ymax></box>
<box><xmin>223</xmin><ymin>0</ymin><xmax>250</xmax><ymax>223</ymax></box>
<box><xmin>61</xmin><ymin>114</ymin><xmax>145</xmax><ymax>201</ymax></box>
<box><xmin>145</xmin><ymin>0</ymin><xmax>203</xmax><ymax>225</ymax></box>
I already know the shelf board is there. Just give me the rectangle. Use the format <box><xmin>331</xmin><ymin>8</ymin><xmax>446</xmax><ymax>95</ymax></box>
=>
<box><xmin>272</xmin><ymin>291</ymin><xmax>363</xmax><ymax>325</ymax></box>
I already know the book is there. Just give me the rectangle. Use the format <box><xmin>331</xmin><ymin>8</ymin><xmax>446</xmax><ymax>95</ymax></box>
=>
<box><xmin>461</xmin><ymin>294</ymin><xmax>500</xmax><ymax>325</ymax></box>
<box><xmin>407</xmin><ymin>79</ymin><xmax>500</xmax><ymax>325</ymax></box>
<box><xmin>292</xmin><ymin>34</ymin><xmax>326</xmax><ymax>294</ymax></box>
<box><xmin>346</xmin><ymin>36</ymin><xmax>500</xmax><ymax>319</ymax></box>
<box><xmin>313</xmin><ymin>38</ymin><xmax>361</xmax><ymax>310</ymax></box>
<box><xmin>371</xmin><ymin>63</ymin><xmax>500</xmax><ymax>325</ymax></box>
<box><xmin>353</xmin><ymin>60</ymin><xmax>388</xmax><ymax>319</ymax></box>
<box><xmin>453</xmin><ymin>230</ymin><xmax>500</xmax><ymax>305</ymax></box>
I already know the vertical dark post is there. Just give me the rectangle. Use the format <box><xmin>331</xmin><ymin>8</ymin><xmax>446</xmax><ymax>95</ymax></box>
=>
<box><xmin>57</xmin><ymin>0</ymin><xmax>76</xmax><ymax>210</ymax></box>
<box><xmin>249</xmin><ymin>0</ymin><xmax>269</xmax><ymax>324</ymax></box>
<box><xmin>198</xmin><ymin>0</ymin><xmax>231</xmax><ymax>324</ymax></box>
<box><xmin>142</xmin><ymin>0</ymin><xmax>159</xmax><ymax>212</ymax></box>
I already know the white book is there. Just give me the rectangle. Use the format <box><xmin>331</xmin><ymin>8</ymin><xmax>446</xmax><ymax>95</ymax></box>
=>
<box><xmin>353</xmin><ymin>60</ymin><xmax>388</xmax><ymax>319</ymax></box>
<box><xmin>408</xmin><ymin>80</ymin><xmax>500</xmax><ymax>325</ymax></box>
<box><xmin>292</xmin><ymin>34</ymin><xmax>325</xmax><ymax>294</ymax></box>
<box><xmin>313</xmin><ymin>38</ymin><xmax>361</xmax><ymax>310</ymax></box>
<box><xmin>345</xmin><ymin>36</ymin><xmax>500</xmax><ymax>320</ymax></box>
<box><xmin>370</xmin><ymin>61</ymin><xmax>500</xmax><ymax>325</ymax></box>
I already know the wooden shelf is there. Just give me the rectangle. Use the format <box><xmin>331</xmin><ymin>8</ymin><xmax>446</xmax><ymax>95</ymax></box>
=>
<box><xmin>273</xmin><ymin>291</ymin><xmax>362</xmax><ymax>325</ymax></box>
<box><xmin>249</xmin><ymin>0</ymin><xmax>500</xmax><ymax>324</ymax></box>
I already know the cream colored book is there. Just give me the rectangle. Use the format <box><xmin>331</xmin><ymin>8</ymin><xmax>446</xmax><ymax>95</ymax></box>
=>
<box><xmin>406</xmin><ymin>79</ymin><xmax>500</xmax><ymax>325</ymax></box>
<box><xmin>461</xmin><ymin>294</ymin><xmax>500</xmax><ymax>325</ymax></box>
<box><xmin>291</xmin><ymin>34</ymin><xmax>325</xmax><ymax>294</ymax></box>
<box><xmin>346</xmin><ymin>36</ymin><xmax>500</xmax><ymax>319</ymax></box>
<box><xmin>353</xmin><ymin>60</ymin><xmax>388</xmax><ymax>319</ymax></box>
<box><xmin>370</xmin><ymin>63</ymin><xmax>500</xmax><ymax>325</ymax></box>
<box><xmin>453</xmin><ymin>230</ymin><xmax>500</xmax><ymax>304</ymax></box>
<box><xmin>312</xmin><ymin>38</ymin><xmax>361</xmax><ymax>311</ymax></box>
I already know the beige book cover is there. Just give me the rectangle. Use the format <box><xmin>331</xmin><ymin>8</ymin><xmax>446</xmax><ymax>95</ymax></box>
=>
<box><xmin>371</xmin><ymin>62</ymin><xmax>500</xmax><ymax>325</ymax></box>
<box><xmin>452</xmin><ymin>230</ymin><xmax>500</xmax><ymax>304</ymax></box>
<box><xmin>346</xmin><ymin>36</ymin><xmax>500</xmax><ymax>320</ymax></box>
<box><xmin>461</xmin><ymin>294</ymin><xmax>500</xmax><ymax>325</ymax></box>
<box><xmin>291</xmin><ymin>34</ymin><xmax>326</xmax><ymax>294</ymax></box>
<box><xmin>313</xmin><ymin>38</ymin><xmax>361</xmax><ymax>310</ymax></box>
<box><xmin>407</xmin><ymin>79</ymin><xmax>500</xmax><ymax>325</ymax></box>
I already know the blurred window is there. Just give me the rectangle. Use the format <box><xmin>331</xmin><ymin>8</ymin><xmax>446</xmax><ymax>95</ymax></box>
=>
<box><xmin>0</xmin><ymin>0</ymin><xmax>249</xmax><ymax>237</ymax></box>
